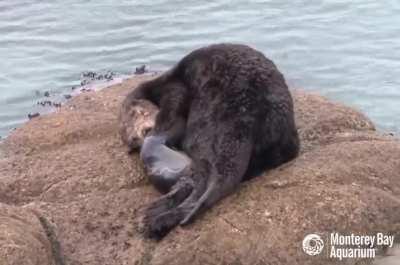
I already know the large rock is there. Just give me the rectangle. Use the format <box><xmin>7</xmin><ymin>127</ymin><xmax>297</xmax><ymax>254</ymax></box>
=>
<box><xmin>0</xmin><ymin>75</ymin><xmax>399</xmax><ymax>265</ymax></box>
<box><xmin>0</xmin><ymin>203</ymin><xmax>56</xmax><ymax>265</ymax></box>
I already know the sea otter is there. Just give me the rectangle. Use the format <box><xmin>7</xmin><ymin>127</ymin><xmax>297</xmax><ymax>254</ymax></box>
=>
<box><xmin>119</xmin><ymin>43</ymin><xmax>300</xmax><ymax>239</ymax></box>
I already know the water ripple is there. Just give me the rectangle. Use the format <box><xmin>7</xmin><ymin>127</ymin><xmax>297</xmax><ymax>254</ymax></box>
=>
<box><xmin>0</xmin><ymin>0</ymin><xmax>399</xmax><ymax>137</ymax></box>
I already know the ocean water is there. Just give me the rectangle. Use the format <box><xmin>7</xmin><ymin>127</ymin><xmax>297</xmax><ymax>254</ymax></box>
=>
<box><xmin>1</xmin><ymin>0</ymin><xmax>399</xmax><ymax>137</ymax></box>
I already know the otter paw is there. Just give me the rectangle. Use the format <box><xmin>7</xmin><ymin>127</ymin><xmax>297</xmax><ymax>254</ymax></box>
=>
<box><xmin>142</xmin><ymin>210</ymin><xmax>182</xmax><ymax>239</ymax></box>
<box><xmin>143</xmin><ymin>197</ymin><xmax>175</xmax><ymax>222</ymax></box>
<box><xmin>143</xmin><ymin>189</ymin><xmax>189</xmax><ymax>222</ymax></box>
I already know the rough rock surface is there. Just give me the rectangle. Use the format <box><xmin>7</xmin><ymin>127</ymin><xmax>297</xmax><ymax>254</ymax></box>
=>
<box><xmin>0</xmin><ymin>75</ymin><xmax>399</xmax><ymax>265</ymax></box>
<box><xmin>0</xmin><ymin>203</ymin><xmax>55</xmax><ymax>265</ymax></box>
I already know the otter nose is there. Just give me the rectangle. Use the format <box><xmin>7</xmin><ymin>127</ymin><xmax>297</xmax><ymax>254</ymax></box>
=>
<box><xmin>142</xmin><ymin>126</ymin><xmax>153</xmax><ymax>137</ymax></box>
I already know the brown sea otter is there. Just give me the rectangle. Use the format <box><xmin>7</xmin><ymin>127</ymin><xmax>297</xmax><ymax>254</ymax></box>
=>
<box><xmin>119</xmin><ymin>43</ymin><xmax>300</xmax><ymax>239</ymax></box>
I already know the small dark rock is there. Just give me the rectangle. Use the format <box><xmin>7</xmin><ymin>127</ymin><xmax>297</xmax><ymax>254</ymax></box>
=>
<box><xmin>64</xmin><ymin>94</ymin><xmax>72</xmax><ymax>100</ymax></box>
<box><xmin>104</xmin><ymin>72</ymin><xmax>114</xmax><ymax>81</ymax></box>
<box><xmin>80</xmin><ymin>80</ymin><xmax>90</xmax><ymax>86</ymax></box>
<box><xmin>37</xmin><ymin>100</ymin><xmax>52</xmax><ymax>107</ymax></box>
<box><xmin>28</xmin><ymin>113</ymin><xmax>40</xmax><ymax>120</ymax></box>
<box><xmin>44</xmin><ymin>91</ymin><xmax>50</xmax><ymax>97</ymax></box>
<box><xmin>135</xmin><ymin>65</ymin><xmax>147</xmax><ymax>75</ymax></box>
<box><xmin>36</xmin><ymin>100</ymin><xmax>62</xmax><ymax>108</ymax></box>
<box><xmin>80</xmin><ymin>88</ymin><xmax>92</xmax><ymax>93</ymax></box>
<box><xmin>82</xmin><ymin>71</ymin><xmax>96</xmax><ymax>79</ymax></box>
<box><xmin>80</xmin><ymin>70</ymin><xmax>115</xmax><ymax>87</ymax></box>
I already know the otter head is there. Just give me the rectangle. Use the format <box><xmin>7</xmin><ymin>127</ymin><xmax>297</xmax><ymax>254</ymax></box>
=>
<box><xmin>119</xmin><ymin>100</ymin><xmax>159</xmax><ymax>153</ymax></box>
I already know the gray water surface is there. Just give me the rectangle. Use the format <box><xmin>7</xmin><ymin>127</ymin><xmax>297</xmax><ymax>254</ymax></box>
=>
<box><xmin>1</xmin><ymin>0</ymin><xmax>399</xmax><ymax>137</ymax></box>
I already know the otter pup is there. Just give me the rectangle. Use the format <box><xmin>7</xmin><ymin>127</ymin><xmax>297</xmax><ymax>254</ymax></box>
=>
<box><xmin>140</xmin><ymin>135</ymin><xmax>192</xmax><ymax>193</ymax></box>
<box><xmin>119</xmin><ymin>97</ymin><xmax>191</xmax><ymax>193</ymax></box>
<box><xmin>120</xmin><ymin>43</ymin><xmax>300</xmax><ymax>239</ymax></box>
<box><xmin>120</xmin><ymin>80</ymin><xmax>192</xmax><ymax>193</ymax></box>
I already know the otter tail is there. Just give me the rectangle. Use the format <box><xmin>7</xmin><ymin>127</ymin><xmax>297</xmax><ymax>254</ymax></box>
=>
<box><xmin>180</xmin><ymin>136</ymin><xmax>253</xmax><ymax>226</ymax></box>
<box><xmin>180</xmin><ymin>178</ymin><xmax>218</xmax><ymax>225</ymax></box>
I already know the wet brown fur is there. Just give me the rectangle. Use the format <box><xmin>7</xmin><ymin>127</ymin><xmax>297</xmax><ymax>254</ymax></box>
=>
<box><xmin>120</xmin><ymin>43</ymin><xmax>300</xmax><ymax>239</ymax></box>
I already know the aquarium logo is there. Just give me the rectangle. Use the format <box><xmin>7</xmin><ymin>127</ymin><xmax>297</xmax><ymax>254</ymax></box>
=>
<box><xmin>303</xmin><ymin>234</ymin><xmax>324</xmax><ymax>256</ymax></box>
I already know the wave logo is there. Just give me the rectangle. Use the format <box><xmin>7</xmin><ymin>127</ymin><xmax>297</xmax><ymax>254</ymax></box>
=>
<box><xmin>303</xmin><ymin>234</ymin><xmax>324</xmax><ymax>256</ymax></box>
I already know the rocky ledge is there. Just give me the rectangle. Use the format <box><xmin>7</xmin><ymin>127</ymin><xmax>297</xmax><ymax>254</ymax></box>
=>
<box><xmin>0</xmin><ymin>75</ymin><xmax>399</xmax><ymax>265</ymax></box>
